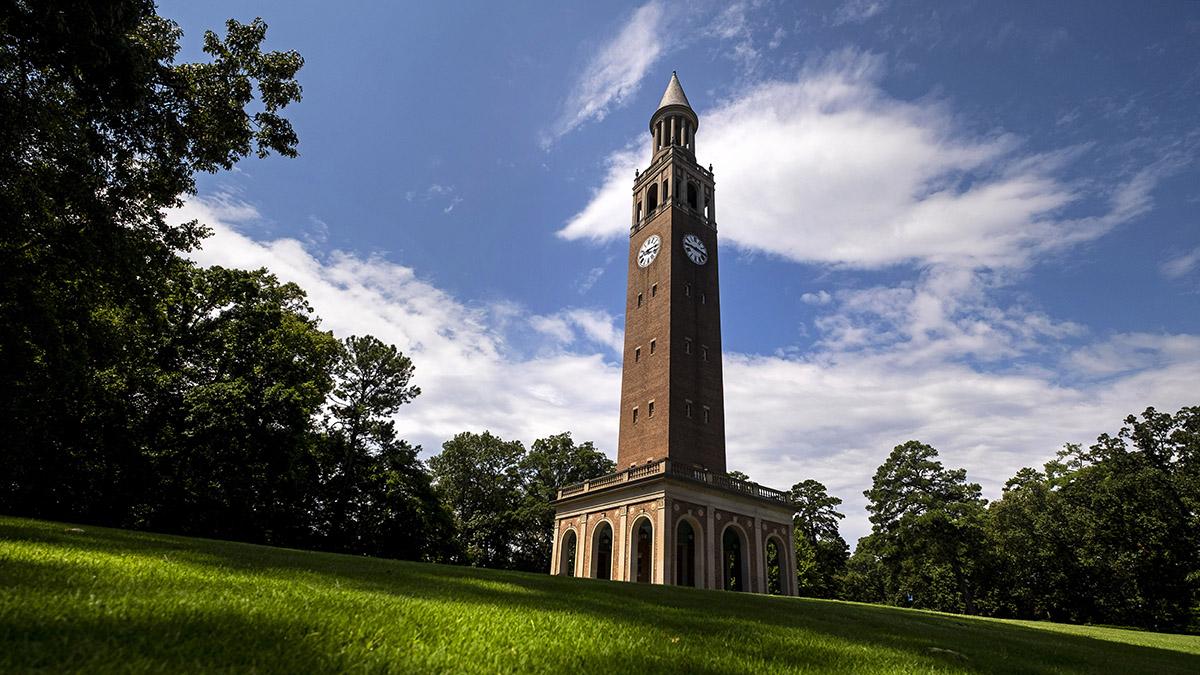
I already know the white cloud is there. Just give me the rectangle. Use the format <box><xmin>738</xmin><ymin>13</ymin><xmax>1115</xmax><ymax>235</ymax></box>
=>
<box><xmin>175</xmin><ymin>197</ymin><xmax>620</xmax><ymax>456</ymax></box>
<box><xmin>833</xmin><ymin>0</ymin><xmax>890</xmax><ymax>25</ymax></box>
<box><xmin>1162</xmin><ymin>245</ymin><xmax>1200</xmax><ymax>279</ymax></box>
<box><xmin>801</xmin><ymin>290</ymin><xmax>832</xmax><ymax>305</ymax></box>
<box><xmin>175</xmin><ymin>184</ymin><xmax>1197</xmax><ymax>546</ymax></box>
<box><xmin>560</xmin><ymin>50</ymin><xmax>1163</xmax><ymax>272</ymax></box>
<box><xmin>544</xmin><ymin>1</ymin><xmax>666</xmax><ymax>146</ymax></box>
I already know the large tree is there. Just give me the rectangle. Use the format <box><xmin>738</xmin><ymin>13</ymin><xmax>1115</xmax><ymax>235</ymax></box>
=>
<box><xmin>0</xmin><ymin>2</ymin><xmax>303</xmax><ymax>522</ymax></box>
<box><xmin>429</xmin><ymin>431</ymin><xmax>527</xmax><ymax>568</ymax></box>
<box><xmin>514</xmin><ymin>433</ymin><xmax>614</xmax><ymax>572</ymax></box>
<box><xmin>316</xmin><ymin>335</ymin><xmax>454</xmax><ymax>561</ymax></box>
<box><xmin>862</xmin><ymin>440</ymin><xmax>988</xmax><ymax>613</ymax></box>
<box><xmin>788</xmin><ymin>479</ymin><xmax>849</xmax><ymax>598</ymax></box>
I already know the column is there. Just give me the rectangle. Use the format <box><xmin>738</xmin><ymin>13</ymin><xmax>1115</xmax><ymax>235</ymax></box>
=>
<box><xmin>616</xmin><ymin>507</ymin><xmax>628</xmax><ymax>581</ymax></box>
<box><xmin>550</xmin><ymin>519</ymin><xmax>561</xmax><ymax>575</ymax></box>
<box><xmin>670</xmin><ymin>116</ymin><xmax>677</xmax><ymax>146</ymax></box>
<box><xmin>786</xmin><ymin>526</ymin><xmax>797</xmax><ymax>596</ymax></box>
<box><xmin>706</xmin><ymin>507</ymin><xmax>717</xmax><ymax>590</ymax></box>
<box><xmin>576</xmin><ymin>511</ymin><xmax>585</xmax><ymax>576</ymax></box>
<box><xmin>753</xmin><ymin>516</ymin><xmax>765</xmax><ymax>594</ymax></box>
<box><xmin>655</xmin><ymin>501</ymin><xmax>667</xmax><ymax>584</ymax></box>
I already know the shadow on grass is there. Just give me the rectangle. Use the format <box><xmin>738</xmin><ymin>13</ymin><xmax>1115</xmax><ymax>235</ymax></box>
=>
<box><xmin>3</xmin><ymin>516</ymin><xmax>1199</xmax><ymax>674</ymax></box>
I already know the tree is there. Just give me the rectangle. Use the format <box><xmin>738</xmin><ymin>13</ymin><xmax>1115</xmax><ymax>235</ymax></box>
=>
<box><xmin>726</xmin><ymin>470</ymin><xmax>751</xmax><ymax>482</ymax></box>
<box><xmin>429</xmin><ymin>431</ymin><xmax>527</xmax><ymax>568</ymax></box>
<box><xmin>514</xmin><ymin>433</ymin><xmax>614</xmax><ymax>571</ymax></box>
<box><xmin>0</xmin><ymin>2</ymin><xmax>303</xmax><ymax>523</ymax></box>
<box><xmin>315</xmin><ymin>335</ymin><xmax>453</xmax><ymax>561</ymax></box>
<box><xmin>788</xmin><ymin>479</ymin><xmax>849</xmax><ymax>598</ymax></box>
<box><xmin>1045</xmin><ymin>408</ymin><xmax>1200</xmax><ymax>630</ymax></box>
<box><xmin>142</xmin><ymin>265</ymin><xmax>340</xmax><ymax>544</ymax></box>
<box><xmin>863</xmin><ymin>441</ymin><xmax>988</xmax><ymax>613</ymax></box>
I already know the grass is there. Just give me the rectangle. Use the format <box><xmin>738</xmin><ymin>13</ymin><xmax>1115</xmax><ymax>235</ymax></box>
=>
<box><xmin>2</xmin><ymin>516</ymin><xmax>1199</xmax><ymax>673</ymax></box>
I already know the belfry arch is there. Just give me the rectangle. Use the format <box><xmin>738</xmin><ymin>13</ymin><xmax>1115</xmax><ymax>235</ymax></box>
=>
<box><xmin>558</xmin><ymin>529</ymin><xmax>578</xmax><ymax>577</ymax></box>
<box><xmin>629</xmin><ymin>516</ymin><xmax>654</xmax><ymax>583</ymax></box>
<box><xmin>721</xmin><ymin>524</ymin><xmax>750</xmax><ymax>592</ymax></box>
<box><xmin>765</xmin><ymin>535</ymin><xmax>787</xmax><ymax>595</ymax></box>
<box><xmin>590</xmin><ymin>520</ymin><xmax>614</xmax><ymax>580</ymax></box>
<box><xmin>674</xmin><ymin>517</ymin><xmax>701</xmax><ymax>587</ymax></box>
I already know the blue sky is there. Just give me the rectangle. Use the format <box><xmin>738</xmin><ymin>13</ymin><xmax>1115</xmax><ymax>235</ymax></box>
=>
<box><xmin>163</xmin><ymin>0</ymin><xmax>1200</xmax><ymax>544</ymax></box>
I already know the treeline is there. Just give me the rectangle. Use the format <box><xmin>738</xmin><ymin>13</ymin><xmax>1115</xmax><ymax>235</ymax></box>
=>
<box><xmin>787</xmin><ymin>406</ymin><xmax>1200</xmax><ymax>633</ymax></box>
<box><xmin>0</xmin><ymin>3</ymin><xmax>615</xmax><ymax>570</ymax></box>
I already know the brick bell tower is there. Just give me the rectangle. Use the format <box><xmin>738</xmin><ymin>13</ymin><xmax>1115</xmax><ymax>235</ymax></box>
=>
<box><xmin>550</xmin><ymin>74</ymin><xmax>797</xmax><ymax>595</ymax></box>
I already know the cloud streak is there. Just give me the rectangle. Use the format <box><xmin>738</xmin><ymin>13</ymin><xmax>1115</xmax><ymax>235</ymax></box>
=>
<box><xmin>544</xmin><ymin>1</ymin><xmax>666</xmax><ymax>147</ymax></box>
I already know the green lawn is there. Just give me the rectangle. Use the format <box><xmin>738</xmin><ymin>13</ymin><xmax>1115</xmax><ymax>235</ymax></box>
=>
<box><xmin>1</xmin><ymin>516</ymin><xmax>1198</xmax><ymax>673</ymax></box>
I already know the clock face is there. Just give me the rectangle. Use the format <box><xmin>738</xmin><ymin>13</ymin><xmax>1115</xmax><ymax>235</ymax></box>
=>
<box><xmin>682</xmin><ymin>234</ymin><xmax>708</xmax><ymax>265</ymax></box>
<box><xmin>637</xmin><ymin>234</ymin><xmax>662</xmax><ymax>268</ymax></box>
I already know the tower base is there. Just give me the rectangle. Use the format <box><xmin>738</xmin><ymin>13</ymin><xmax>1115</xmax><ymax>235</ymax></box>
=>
<box><xmin>551</xmin><ymin>460</ymin><xmax>797</xmax><ymax>595</ymax></box>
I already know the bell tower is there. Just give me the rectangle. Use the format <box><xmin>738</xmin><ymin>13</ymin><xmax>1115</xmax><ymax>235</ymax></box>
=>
<box><xmin>550</xmin><ymin>73</ymin><xmax>797</xmax><ymax>596</ymax></box>
<box><xmin>617</xmin><ymin>72</ymin><xmax>725</xmax><ymax>473</ymax></box>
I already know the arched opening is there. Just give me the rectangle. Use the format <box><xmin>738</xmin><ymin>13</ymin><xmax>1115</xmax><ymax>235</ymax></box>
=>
<box><xmin>591</xmin><ymin>522</ymin><xmax>613</xmax><ymax>580</ymax></box>
<box><xmin>631</xmin><ymin>517</ymin><xmax>654</xmax><ymax>583</ymax></box>
<box><xmin>687</xmin><ymin>182</ymin><xmax>698</xmax><ymax>209</ymax></box>
<box><xmin>559</xmin><ymin>529</ymin><xmax>577</xmax><ymax>577</ymax></box>
<box><xmin>646</xmin><ymin>184</ymin><xmax>658</xmax><ymax>213</ymax></box>
<box><xmin>675</xmin><ymin>519</ymin><xmax>698</xmax><ymax>587</ymax></box>
<box><xmin>766</xmin><ymin>537</ymin><xmax>785</xmax><ymax>595</ymax></box>
<box><xmin>722</xmin><ymin>526</ymin><xmax>749</xmax><ymax>592</ymax></box>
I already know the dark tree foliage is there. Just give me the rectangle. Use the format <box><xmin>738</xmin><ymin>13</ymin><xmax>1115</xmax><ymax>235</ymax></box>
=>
<box><xmin>429</xmin><ymin>430</ymin><xmax>612</xmax><ymax>571</ymax></box>
<box><xmin>315</xmin><ymin>335</ymin><xmax>456</xmax><ymax>562</ymax></box>
<box><xmin>986</xmin><ymin>406</ymin><xmax>1200</xmax><ymax>631</ymax></box>
<box><xmin>0</xmin><ymin>1</ymin><xmax>302</xmax><ymax>523</ymax></box>
<box><xmin>857</xmin><ymin>441</ymin><xmax>988</xmax><ymax>614</ymax></box>
<box><xmin>788</xmin><ymin>479</ymin><xmax>850</xmax><ymax>598</ymax></box>
<box><xmin>515</xmin><ymin>433</ymin><xmax>615</xmax><ymax>572</ymax></box>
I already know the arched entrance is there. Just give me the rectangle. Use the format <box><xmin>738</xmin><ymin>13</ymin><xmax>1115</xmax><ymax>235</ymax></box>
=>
<box><xmin>765</xmin><ymin>536</ymin><xmax>786</xmax><ymax>595</ymax></box>
<box><xmin>559</xmin><ymin>529</ymin><xmax>577</xmax><ymax>577</ymax></box>
<box><xmin>630</xmin><ymin>517</ymin><xmax>654</xmax><ymax>583</ymax></box>
<box><xmin>675</xmin><ymin>519</ymin><xmax>698</xmax><ymax>587</ymax></box>
<box><xmin>722</xmin><ymin>525</ymin><xmax>749</xmax><ymax>592</ymax></box>
<box><xmin>591</xmin><ymin>522</ymin><xmax>613</xmax><ymax>580</ymax></box>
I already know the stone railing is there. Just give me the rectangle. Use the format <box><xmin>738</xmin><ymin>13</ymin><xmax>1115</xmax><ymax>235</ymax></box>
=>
<box><xmin>555</xmin><ymin>459</ymin><xmax>792</xmax><ymax>506</ymax></box>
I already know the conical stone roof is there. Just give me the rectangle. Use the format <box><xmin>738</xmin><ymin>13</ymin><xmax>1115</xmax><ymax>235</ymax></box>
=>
<box><xmin>656</xmin><ymin>71</ymin><xmax>693</xmax><ymax>112</ymax></box>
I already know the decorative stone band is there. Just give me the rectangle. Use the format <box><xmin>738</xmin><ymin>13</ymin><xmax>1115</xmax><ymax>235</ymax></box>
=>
<box><xmin>555</xmin><ymin>458</ymin><xmax>793</xmax><ymax>507</ymax></box>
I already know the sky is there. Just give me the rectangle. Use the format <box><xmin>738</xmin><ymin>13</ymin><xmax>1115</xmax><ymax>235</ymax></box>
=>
<box><xmin>161</xmin><ymin>0</ymin><xmax>1200</xmax><ymax>545</ymax></box>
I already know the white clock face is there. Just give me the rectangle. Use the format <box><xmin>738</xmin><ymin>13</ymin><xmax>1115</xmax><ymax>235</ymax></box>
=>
<box><xmin>637</xmin><ymin>234</ymin><xmax>662</xmax><ymax>268</ymax></box>
<box><xmin>682</xmin><ymin>234</ymin><xmax>708</xmax><ymax>265</ymax></box>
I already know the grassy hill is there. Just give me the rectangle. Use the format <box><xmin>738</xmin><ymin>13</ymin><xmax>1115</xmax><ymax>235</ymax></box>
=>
<box><xmin>2</xmin><ymin>516</ymin><xmax>1198</xmax><ymax>673</ymax></box>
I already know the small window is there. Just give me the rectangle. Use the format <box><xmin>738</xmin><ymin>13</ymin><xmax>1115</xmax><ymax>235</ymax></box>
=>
<box><xmin>684</xmin><ymin>338</ymin><xmax>692</xmax><ymax>355</ymax></box>
<box><xmin>633</xmin><ymin>407</ymin><xmax>639</xmax><ymax>424</ymax></box>
<box><xmin>650</xmin><ymin>339</ymin><xmax>656</xmax><ymax>355</ymax></box>
<box><xmin>637</xmin><ymin>202</ymin><xmax>643</xmax><ymax>221</ymax></box>
<box><xmin>685</xmin><ymin>399</ymin><xmax>693</xmax><ymax>418</ymax></box>
<box><xmin>684</xmin><ymin>283</ymin><xmax>691</xmax><ymax>297</ymax></box>
<box><xmin>703</xmin><ymin>406</ymin><xmax>711</xmax><ymax>423</ymax></box>
<box><xmin>635</xmin><ymin>347</ymin><xmax>641</xmax><ymax>363</ymax></box>
<box><xmin>701</xmin><ymin>345</ymin><xmax>708</xmax><ymax>362</ymax></box>
<box><xmin>663</xmin><ymin>179</ymin><xmax>669</xmax><ymax>201</ymax></box>
<box><xmin>651</xmin><ymin>284</ymin><xmax>657</xmax><ymax>298</ymax></box>
<box><xmin>700</xmin><ymin>292</ymin><xmax>707</xmax><ymax>305</ymax></box>
<box><xmin>637</xmin><ymin>292</ymin><xmax>643</xmax><ymax>307</ymax></box>
<box><xmin>648</xmin><ymin>400</ymin><xmax>655</xmax><ymax>418</ymax></box>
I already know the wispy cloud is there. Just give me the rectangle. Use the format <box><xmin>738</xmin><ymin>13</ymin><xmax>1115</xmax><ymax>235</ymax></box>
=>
<box><xmin>543</xmin><ymin>1</ymin><xmax>667</xmax><ymax>147</ymax></box>
<box><xmin>1162</xmin><ymin>245</ymin><xmax>1200</xmax><ymax>279</ymax></box>
<box><xmin>560</xmin><ymin>50</ymin><xmax>1166</xmax><ymax>272</ymax></box>
<box><xmin>175</xmin><ymin>192</ymin><xmax>1199</xmax><ymax>545</ymax></box>
<box><xmin>832</xmin><ymin>0</ymin><xmax>890</xmax><ymax>25</ymax></box>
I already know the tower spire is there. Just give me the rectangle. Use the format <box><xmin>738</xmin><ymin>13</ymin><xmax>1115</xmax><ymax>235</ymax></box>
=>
<box><xmin>656</xmin><ymin>71</ymin><xmax>693</xmax><ymax>112</ymax></box>
<box><xmin>649</xmin><ymin>71</ymin><xmax>699</xmax><ymax>156</ymax></box>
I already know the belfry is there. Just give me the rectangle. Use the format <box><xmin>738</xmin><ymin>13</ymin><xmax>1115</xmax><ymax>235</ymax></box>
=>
<box><xmin>550</xmin><ymin>73</ymin><xmax>797</xmax><ymax>594</ymax></box>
